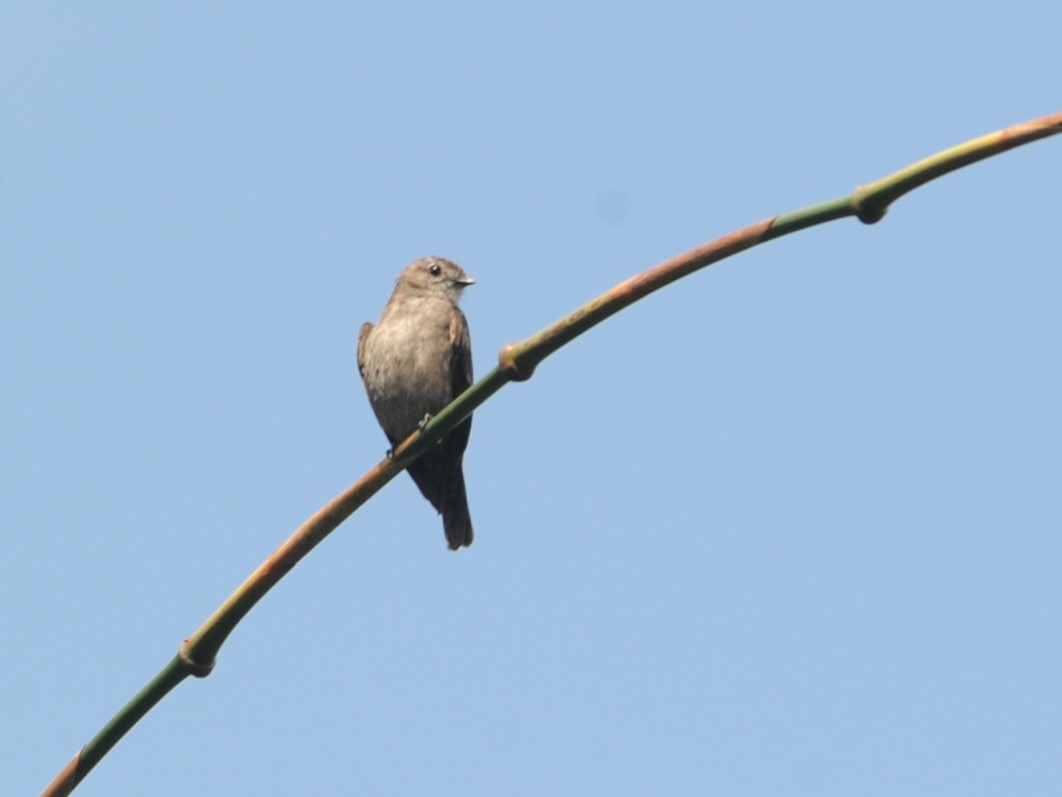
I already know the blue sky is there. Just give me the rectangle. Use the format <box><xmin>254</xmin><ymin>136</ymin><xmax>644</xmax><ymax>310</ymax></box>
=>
<box><xmin>4</xmin><ymin>3</ymin><xmax>1061</xmax><ymax>795</ymax></box>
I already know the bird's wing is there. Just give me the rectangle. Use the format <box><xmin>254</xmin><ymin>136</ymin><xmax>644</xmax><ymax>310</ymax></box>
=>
<box><xmin>445</xmin><ymin>307</ymin><xmax>474</xmax><ymax>451</ymax></box>
<box><xmin>356</xmin><ymin>322</ymin><xmax>373</xmax><ymax>378</ymax></box>
<box><xmin>449</xmin><ymin>309</ymin><xmax>473</xmax><ymax>399</ymax></box>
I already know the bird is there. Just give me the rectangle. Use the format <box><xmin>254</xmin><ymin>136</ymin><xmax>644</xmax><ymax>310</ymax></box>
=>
<box><xmin>357</xmin><ymin>256</ymin><xmax>476</xmax><ymax>550</ymax></box>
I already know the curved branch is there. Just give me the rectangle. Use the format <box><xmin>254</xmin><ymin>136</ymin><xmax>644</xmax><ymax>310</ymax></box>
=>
<box><xmin>40</xmin><ymin>110</ymin><xmax>1062</xmax><ymax>797</ymax></box>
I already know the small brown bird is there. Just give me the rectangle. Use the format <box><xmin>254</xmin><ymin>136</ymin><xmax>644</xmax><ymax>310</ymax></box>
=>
<box><xmin>357</xmin><ymin>256</ymin><xmax>475</xmax><ymax>549</ymax></box>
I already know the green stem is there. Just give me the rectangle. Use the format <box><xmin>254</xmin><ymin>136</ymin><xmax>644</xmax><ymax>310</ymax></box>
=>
<box><xmin>40</xmin><ymin>658</ymin><xmax>189</xmax><ymax>797</ymax></box>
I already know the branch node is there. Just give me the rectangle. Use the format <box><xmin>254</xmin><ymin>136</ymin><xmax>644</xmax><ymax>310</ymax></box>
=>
<box><xmin>178</xmin><ymin>641</ymin><xmax>216</xmax><ymax>678</ymax></box>
<box><xmin>498</xmin><ymin>343</ymin><xmax>536</xmax><ymax>381</ymax></box>
<box><xmin>851</xmin><ymin>185</ymin><xmax>889</xmax><ymax>225</ymax></box>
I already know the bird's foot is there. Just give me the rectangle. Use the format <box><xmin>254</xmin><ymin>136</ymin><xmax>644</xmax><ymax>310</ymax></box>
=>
<box><xmin>417</xmin><ymin>413</ymin><xmax>434</xmax><ymax>430</ymax></box>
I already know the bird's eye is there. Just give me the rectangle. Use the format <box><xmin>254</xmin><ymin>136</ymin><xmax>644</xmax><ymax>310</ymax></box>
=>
<box><xmin>429</xmin><ymin>264</ymin><xmax>442</xmax><ymax>276</ymax></box>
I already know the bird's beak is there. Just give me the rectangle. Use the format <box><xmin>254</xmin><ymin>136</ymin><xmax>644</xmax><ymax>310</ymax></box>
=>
<box><xmin>456</xmin><ymin>276</ymin><xmax>475</xmax><ymax>287</ymax></box>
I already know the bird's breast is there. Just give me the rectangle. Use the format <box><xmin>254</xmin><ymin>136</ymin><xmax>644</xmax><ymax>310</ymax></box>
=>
<box><xmin>362</xmin><ymin>300</ymin><xmax>455</xmax><ymax>439</ymax></box>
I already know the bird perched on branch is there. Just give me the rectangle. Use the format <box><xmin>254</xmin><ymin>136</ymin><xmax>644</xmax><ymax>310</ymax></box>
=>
<box><xmin>357</xmin><ymin>256</ymin><xmax>475</xmax><ymax>550</ymax></box>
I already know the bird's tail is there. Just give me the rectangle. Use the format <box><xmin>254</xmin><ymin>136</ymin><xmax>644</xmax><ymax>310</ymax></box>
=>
<box><xmin>407</xmin><ymin>452</ymin><xmax>474</xmax><ymax>550</ymax></box>
<box><xmin>442</xmin><ymin>468</ymin><xmax>474</xmax><ymax>551</ymax></box>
